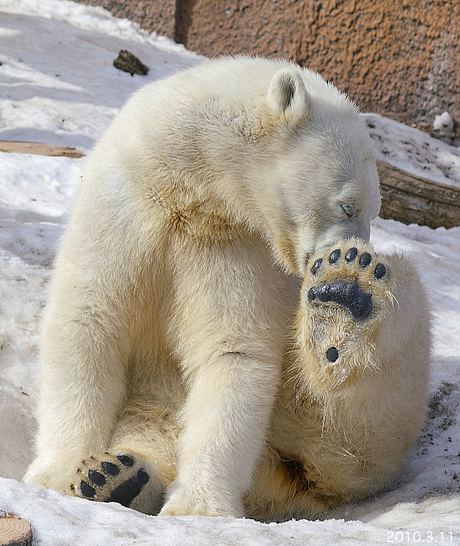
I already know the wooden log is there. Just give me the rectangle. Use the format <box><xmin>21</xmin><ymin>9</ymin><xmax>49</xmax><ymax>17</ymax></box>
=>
<box><xmin>377</xmin><ymin>160</ymin><xmax>460</xmax><ymax>229</ymax></box>
<box><xmin>0</xmin><ymin>514</ymin><xmax>33</xmax><ymax>546</ymax></box>
<box><xmin>0</xmin><ymin>141</ymin><xmax>84</xmax><ymax>158</ymax></box>
<box><xmin>113</xmin><ymin>50</ymin><xmax>149</xmax><ymax>76</ymax></box>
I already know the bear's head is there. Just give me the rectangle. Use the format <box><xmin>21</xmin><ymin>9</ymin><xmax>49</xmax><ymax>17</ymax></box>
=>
<box><xmin>255</xmin><ymin>66</ymin><xmax>381</xmax><ymax>277</ymax></box>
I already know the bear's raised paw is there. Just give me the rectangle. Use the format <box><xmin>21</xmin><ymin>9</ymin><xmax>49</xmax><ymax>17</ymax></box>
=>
<box><xmin>296</xmin><ymin>239</ymin><xmax>394</xmax><ymax>390</ymax></box>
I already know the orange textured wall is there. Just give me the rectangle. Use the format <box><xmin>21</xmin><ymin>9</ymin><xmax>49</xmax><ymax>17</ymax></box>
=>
<box><xmin>74</xmin><ymin>0</ymin><xmax>460</xmax><ymax>125</ymax></box>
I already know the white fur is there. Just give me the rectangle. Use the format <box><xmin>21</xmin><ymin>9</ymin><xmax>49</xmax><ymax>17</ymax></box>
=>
<box><xmin>23</xmin><ymin>57</ymin><xmax>426</xmax><ymax>520</ymax></box>
<box><xmin>244</xmin><ymin>240</ymin><xmax>430</xmax><ymax>521</ymax></box>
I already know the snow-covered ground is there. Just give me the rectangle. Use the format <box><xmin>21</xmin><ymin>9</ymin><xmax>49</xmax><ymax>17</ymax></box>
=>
<box><xmin>0</xmin><ymin>1</ymin><xmax>459</xmax><ymax>544</ymax></box>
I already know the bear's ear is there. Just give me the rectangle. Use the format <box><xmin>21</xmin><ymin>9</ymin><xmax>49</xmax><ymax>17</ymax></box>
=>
<box><xmin>266</xmin><ymin>68</ymin><xmax>311</xmax><ymax>127</ymax></box>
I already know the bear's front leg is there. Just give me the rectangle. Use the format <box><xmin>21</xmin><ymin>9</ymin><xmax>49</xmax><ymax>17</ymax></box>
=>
<box><xmin>23</xmin><ymin>263</ymin><xmax>130</xmax><ymax>492</ymax></box>
<box><xmin>160</xmin><ymin>237</ymin><xmax>294</xmax><ymax>517</ymax></box>
<box><xmin>160</xmin><ymin>351</ymin><xmax>280</xmax><ymax>517</ymax></box>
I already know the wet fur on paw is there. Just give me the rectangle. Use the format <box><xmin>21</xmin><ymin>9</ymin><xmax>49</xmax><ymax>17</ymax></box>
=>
<box><xmin>69</xmin><ymin>451</ymin><xmax>154</xmax><ymax>510</ymax></box>
<box><xmin>294</xmin><ymin>239</ymin><xmax>395</xmax><ymax>392</ymax></box>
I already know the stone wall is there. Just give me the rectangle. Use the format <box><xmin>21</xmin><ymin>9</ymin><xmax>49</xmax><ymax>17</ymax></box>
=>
<box><xmin>75</xmin><ymin>0</ymin><xmax>460</xmax><ymax>126</ymax></box>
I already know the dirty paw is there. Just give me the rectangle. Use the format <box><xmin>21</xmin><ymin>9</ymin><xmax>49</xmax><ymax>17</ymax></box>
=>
<box><xmin>70</xmin><ymin>451</ymin><xmax>151</xmax><ymax>508</ymax></box>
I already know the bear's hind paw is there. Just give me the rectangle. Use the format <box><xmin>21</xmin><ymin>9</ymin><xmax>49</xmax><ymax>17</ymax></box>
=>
<box><xmin>69</xmin><ymin>451</ymin><xmax>156</xmax><ymax>512</ymax></box>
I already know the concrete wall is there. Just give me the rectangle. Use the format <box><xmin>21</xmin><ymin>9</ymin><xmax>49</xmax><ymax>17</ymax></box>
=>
<box><xmin>75</xmin><ymin>0</ymin><xmax>460</xmax><ymax>126</ymax></box>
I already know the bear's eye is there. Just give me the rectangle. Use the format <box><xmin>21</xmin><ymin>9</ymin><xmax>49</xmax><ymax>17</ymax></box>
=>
<box><xmin>340</xmin><ymin>203</ymin><xmax>357</xmax><ymax>218</ymax></box>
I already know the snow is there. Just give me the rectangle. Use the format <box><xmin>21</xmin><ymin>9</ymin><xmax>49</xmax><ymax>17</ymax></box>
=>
<box><xmin>0</xmin><ymin>1</ymin><xmax>459</xmax><ymax>544</ymax></box>
<box><xmin>434</xmin><ymin>112</ymin><xmax>455</xmax><ymax>132</ymax></box>
<box><xmin>362</xmin><ymin>113</ymin><xmax>460</xmax><ymax>189</ymax></box>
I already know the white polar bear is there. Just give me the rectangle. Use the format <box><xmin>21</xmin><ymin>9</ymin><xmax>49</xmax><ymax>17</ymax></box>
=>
<box><xmin>24</xmin><ymin>56</ymin><xmax>430</xmax><ymax>520</ymax></box>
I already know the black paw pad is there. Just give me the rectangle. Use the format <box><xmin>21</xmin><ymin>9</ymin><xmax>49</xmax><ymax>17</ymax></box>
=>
<box><xmin>101</xmin><ymin>461</ymin><xmax>120</xmax><ymax>476</ymax></box>
<box><xmin>345</xmin><ymin>247</ymin><xmax>358</xmax><ymax>263</ymax></box>
<box><xmin>311</xmin><ymin>258</ymin><xmax>323</xmax><ymax>275</ymax></box>
<box><xmin>117</xmin><ymin>455</ymin><xmax>134</xmax><ymax>467</ymax></box>
<box><xmin>374</xmin><ymin>263</ymin><xmax>387</xmax><ymax>279</ymax></box>
<box><xmin>88</xmin><ymin>470</ymin><xmax>106</xmax><ymax>486</ymax></box>
<box><xmin>326</xmin><ymin>347</ymin><xmax>339</xmax><ymax>362</ymax></box>
<box><xmin>359</xmin><ymin>252</ymin><xmax>372</xmax><ymax>268</ymax></box>
<box><xmin>105</xmin><ymin>469</ymin><xmax>150</xmax><ymax>508</ymax></box>
<box><xmin>329</xmin><ymin>249</ymin><xmax>341</xmax><ymax>264</ymax></box>
<box><xmin>308</xmin><ymin>280</ymin><xmax>372</xmax><ymax>320</ymax></box>
<box><xmin>80</xmin><ymin>480</ymin><xmax>96</xmax><ymax>499</ymax></box>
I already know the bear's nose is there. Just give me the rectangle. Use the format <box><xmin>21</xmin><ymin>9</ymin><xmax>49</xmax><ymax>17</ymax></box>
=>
<box><xmin>353</xmin><ymin>221</ymin><xmax>370</xmax><ymax>242</ymax></box>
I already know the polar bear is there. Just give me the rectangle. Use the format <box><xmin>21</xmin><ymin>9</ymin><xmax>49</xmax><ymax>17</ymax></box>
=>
<box><xmin>24</xmin><ymin>56</ymin><xmax>430</xmax><ymax>520</ymax></box>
